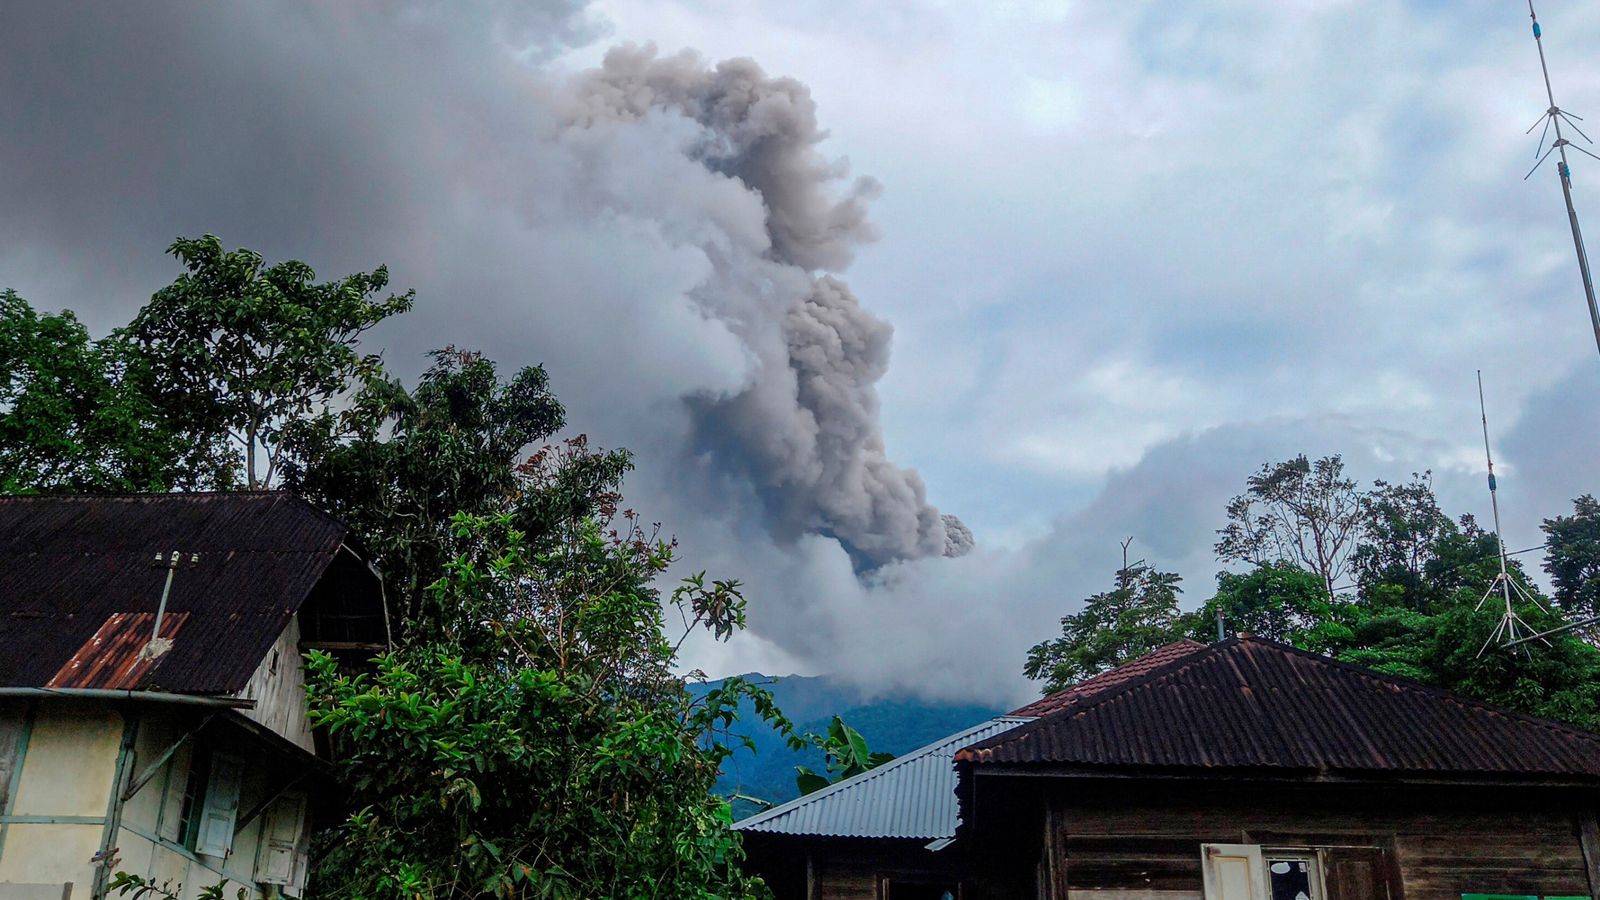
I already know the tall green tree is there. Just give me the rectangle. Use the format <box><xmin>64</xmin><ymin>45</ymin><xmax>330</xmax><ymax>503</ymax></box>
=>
<box><xmin>1025</xmin><ymin>542</ymin><xmax>1184</xmax><ymax>693</ymax></box>
<box><xmin>1215</xmin><ymin>454</ymin><xmax>1365</xmax><ymax>599</ymax></box>
<box><xmin>286</xmin><ymin>347</ymin><xmax>582</xmax><ymax>636</ymax></box>
<box><xmin>0</xmin><ymin>290</ymin><xmax>209</xmax><ymax>493</ymax></box>
<box><xmin>1351</xmin><ymin>473</ymin><xmax>1453</xmax><ymax>609</ymax></box>
<box><xmin>1543</xmin><ymin>495</ymin><xmax>1600</xmax><ymax>620</ymax></box>
<box><xmin>307</xmin><ymin>483</ymin><xmax>782</xmax><ymax>897</ymax></box>
<box><xmin>125</xmin><ymin>235</ymin><xmax>414</xmax><ymax>488</ymax></box>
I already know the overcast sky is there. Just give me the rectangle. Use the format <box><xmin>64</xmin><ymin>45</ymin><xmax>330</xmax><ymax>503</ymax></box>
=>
<box><xmin>5</xmin><ymin>0</ymin><xmax>1600</xmax><ymax>704</ymax></box>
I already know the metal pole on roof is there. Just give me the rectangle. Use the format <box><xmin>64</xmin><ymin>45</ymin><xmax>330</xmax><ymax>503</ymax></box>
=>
<box><xmin>142</xmin><ymin>550</ymin><xmax>198</xmax><ymax>662</ymax></box>
<box><xmin>1524</xmin><ymin>1</ymin><xmax>1600</xmax><ymax>358</ymax></box>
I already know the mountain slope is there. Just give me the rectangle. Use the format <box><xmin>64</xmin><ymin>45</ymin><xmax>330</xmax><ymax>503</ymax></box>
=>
<box><xmin>693</xmin><ymin>673</ymin><xmax>1002</xmax><ymax>819</ymax></box>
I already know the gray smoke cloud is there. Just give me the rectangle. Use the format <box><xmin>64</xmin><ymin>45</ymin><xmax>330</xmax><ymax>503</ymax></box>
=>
<box><xmin>19</xmin><ymin>1</ymin><xmax>1588</xmax><ymax>707</ymax></box>
<box><xmin>560</xmin><ymin>46</ymin><xmax>965</xmax><ymax>564</ymax></box>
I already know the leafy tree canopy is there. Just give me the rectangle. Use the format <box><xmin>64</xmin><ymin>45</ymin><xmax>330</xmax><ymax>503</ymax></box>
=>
<box><xmin>125</xmin><ymin>235</ymin><xmax>414</xmax><ymax>488</ymax></box>
<box><xmin>1025</xmin><ymin>545</ymin><xmax>1184</xmax><ymax>693</ymax></box>
<box><xmin>1029</xmin><ymin>458</ymin><xmax>1600</xmax><ymax>733</ymax></box>
<box><xmin>1544</xmin><ymin>494</ymin><xmax>1600</xmax><ymax>620</ymax></box>
<box><xmin>0</xmin><ymin>290</ymin><xmax>203</xmax><ymax>493</ymax></box>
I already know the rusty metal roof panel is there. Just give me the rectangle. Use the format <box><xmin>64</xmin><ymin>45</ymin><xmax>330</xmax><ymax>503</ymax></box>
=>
<box><xmin>0</xmin><ymin>492</ymin><xmax>347</xmax><ymax>695</ymax></box>
<box><xmin>47</xmin><ymin>611</ymin><xmax>190</xmax><ymax>689</ymax></box>
<box><xmin>734</xmin><ymin>717</ymin><xmax>1030</xmax><ymax>839</ymax></box>
<box><xmin>959</xmin><ymin>636</ymin><xmax>1600</xmax><ymax>781</ymax></box>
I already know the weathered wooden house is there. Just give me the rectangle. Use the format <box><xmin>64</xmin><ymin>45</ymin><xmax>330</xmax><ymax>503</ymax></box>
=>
<box><xmin>740</xmin><ymin>638</ymin><xmax>1600</xmax><ymax>900</ymax></box>
<box><xmin>0</xmin><ymin>493</ymin><xmax>389</xmax><ymax>900</ymax></box>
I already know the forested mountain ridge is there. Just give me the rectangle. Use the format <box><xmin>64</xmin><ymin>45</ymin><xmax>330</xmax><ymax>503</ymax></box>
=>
<box><xmin>694</xmin><ymin>674</ymin><xmax>1001</xmax><ymax>818</ymax></box>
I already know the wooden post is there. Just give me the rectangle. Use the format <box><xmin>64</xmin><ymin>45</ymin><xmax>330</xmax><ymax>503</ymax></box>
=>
<box><xmin>1046</xmin><ymin>804</ymin><xmax>1070</xmax><ymax>900</ymax></box>
<box><xmin>1578</xmin><ymin>814</ymin><xmax>1600</xmax><ymax>900</ymax></box>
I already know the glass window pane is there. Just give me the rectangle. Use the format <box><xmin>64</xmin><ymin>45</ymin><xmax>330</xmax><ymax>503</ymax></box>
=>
<box><xmin>1267</xmin><ymin>857</ymin><xmax>1314</xmax><ymax>900</ymax></box>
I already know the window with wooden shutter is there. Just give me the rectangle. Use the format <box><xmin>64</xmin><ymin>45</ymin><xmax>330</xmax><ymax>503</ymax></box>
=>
<box><xmin>1203</xmin><ymin>844</ymin><xmax>1270</xmax><ymax>900</ymax></box>
<box><xmin>255</xmin><ymin>793</ymin><xmax>308</xmax><ymax>886</ymax></box>
<box><xmin>1319</xmin><ymin>848</ymin><xmax>1390</xmax><ymax>900</ymax></box>
<box><xmin>192</xmin><ymin>753</ymin><xmax>243</xmax><ymax>858</ymax></box>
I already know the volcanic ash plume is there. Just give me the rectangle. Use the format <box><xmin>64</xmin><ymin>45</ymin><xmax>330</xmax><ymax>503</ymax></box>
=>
<box><xmin>565</xmin><ymin>46</ymin><xmax>970</xmax><ymax>564</ymax></box>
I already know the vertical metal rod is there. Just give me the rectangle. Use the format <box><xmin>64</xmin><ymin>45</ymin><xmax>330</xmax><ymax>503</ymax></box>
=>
<box><xmin>1478</xmin><ymin>372</ymin><xmax>1519</xmax><ymax>640</ymax></box>
<box><xmin>1528</xmin><ymin>1</ymin><xmax>1600</xmax><ymax>357</ymax></box>
<box><xmin>150</xmin><ymin>549</ymin><xmax>179</xmax><ymax>644</ymax></box>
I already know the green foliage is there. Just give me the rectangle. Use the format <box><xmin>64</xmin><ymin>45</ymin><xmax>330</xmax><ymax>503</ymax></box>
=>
<box><xmin>0</xmin><ymin>290</ymin><xmax>194</xmax><ymax>493</ymax></box>
<box><xmin>793</xmin><ymin>715</ymin><xmax>895</xmax><ymax>796</ymax></box>
<box><xmin>7</xmin><ymin>237</ymin><xmax>796</xmax><ymax>897</ymax></box>
<box><xmin>1351</xmin><ymin>473</ymin><xmax>1453</xmax><ymax>609</ymax></box>
<box><xmin>1024</xmin><ymin>557</ymin><xmax>1184</xmax><ymax>693</ymax></box>
<box><xmin>287</xmin><ymin>347</ymin><xmax>577</xmax><ymax>638</ymax></box>
<box><xmin>1029</xmin><ymin>455</ymin><xmax>1600</xmax><ymax>734</ymax></box>
<box><xmin>124</xmin><ymin>234</ymin><xmax>414</xmax><ymax>488</ymax></box>
<box><xmin>1543</xmin><ymin>495</ymin><xmax>1600</xmax><ymax>619</ymax></box>
<box><xmin>307</xmin><ymin>501</ymin><xmax>783</xmax><ymax>897</ymax></box>
<box><xmin>1215</xmin><ymin>454</ymin><xmax>1364</xmax><ymax>598</ymax></box>
<box><xmin>1182</xmin><ymin>563</ymin><xmax>1333</xmax><ymax>645</ymax></box>
<box><xmin>108</xmin><ymin>872</ymin><xmax>241</xmax><ymax>900</ymax></box>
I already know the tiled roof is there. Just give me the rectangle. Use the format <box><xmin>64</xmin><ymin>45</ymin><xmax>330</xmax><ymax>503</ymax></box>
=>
<box><xmin>960</xmin><ymin>636</ymin><xmax>1600</xmax><ymax>781</ymax></box>
<box><xmin>734</xmin><ymin>717</ymin><xmax>1030</xmax><ymax>839</ymax></box>
<box><xmin>0</xmin><ymin>492</ymin><xmax>350</xmax><ymax>695</ymax></box>
<box><xmin>1007</xmin><ymin>640</ymin><xmax>1207</xmax><ymax>717</ymax></box>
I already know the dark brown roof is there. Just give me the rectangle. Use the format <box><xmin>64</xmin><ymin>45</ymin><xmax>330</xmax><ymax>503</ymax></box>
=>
<box><xmin>1008</xmin><ymin>640</ymin><xmax>1207</xmax><ymax>717</ymax></box>
<box><xmin>959</xmin><ymin>636</ymin><xmax>1600</xmax><ymax>782</ymax></box>
<box><xmin>0</xmin><ymin>492</ymin><xmax>349</xmax><ymax>695</ymax></box>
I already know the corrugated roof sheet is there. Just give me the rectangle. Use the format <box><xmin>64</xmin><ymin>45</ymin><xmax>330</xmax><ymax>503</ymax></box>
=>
<box><xmin>732</xmin><ymin>642</ymin><xmax>1223</xmax><ymax>841</ymax></box>
<box><xmin>960</xmin><ymin>636</ymin><xmax>1600</xmax><ymax>780</ymax></box>
<box><xmin>0</xmin><ymin>492</ymin><xmax>348</xmax><ymax>695</ymax></box>
<box><xmin>735</xmin><ymin>717</ymin><xmax>1030</xmax><ymax>839</ymax></box>
<box><xmin>1007</xmin><ymin>639</ymin><xmax>1207</xmax><ymax>717</ymax></box>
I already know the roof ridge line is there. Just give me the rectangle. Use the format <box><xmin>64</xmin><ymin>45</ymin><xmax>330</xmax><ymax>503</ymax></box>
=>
<box><xmin>962</xmin><ymin>639</ymin><xmax>1236</xmax><ymax>760</ymax></box>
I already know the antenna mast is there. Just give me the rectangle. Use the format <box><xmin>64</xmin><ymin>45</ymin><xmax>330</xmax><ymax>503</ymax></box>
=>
<box><xmin>1474</xmin><ymin>372</ymin><xmax>1548</xmax><ymax>654</ymax></box>
<box><xmin>1524</xmin><ymin>1</ymin><xmax>1600</xmax><ymax>358</ymax></box>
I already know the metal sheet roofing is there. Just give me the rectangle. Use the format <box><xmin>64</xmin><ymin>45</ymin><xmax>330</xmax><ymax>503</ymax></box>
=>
<box><xmin>960</xmin><ymin>636</ymin><xmax>1600</xmax><ymax>781</ymax></box>
<box><xmin>734</xmin><ymin>717</ymin><xmax>1030</xmax><ymax>839</ymax></box>
<box><xmin>0</xmin><ymin>492</ymin><xmax>349</xmax><ymax>695</ymax></box>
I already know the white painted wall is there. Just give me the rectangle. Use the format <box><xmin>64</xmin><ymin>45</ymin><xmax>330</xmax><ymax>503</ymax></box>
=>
<box><xmin>231</xmin><ymin>617</ymin><xmax>315</xmax><ymax>754</ymax></box>
<box><xmin>0</xmin><ymin>702</ymin><xmax>122</xmax><ymax>899</ymax></box>
<box><xmin>0</xmin><ymin>699</ymin><xmax>311</xmax><ymax>900</ymax></box>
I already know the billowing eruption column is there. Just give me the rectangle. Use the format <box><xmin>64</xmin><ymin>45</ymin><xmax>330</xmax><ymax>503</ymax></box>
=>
<box><xmin>567</xmin><ymin>46</ymin><xmax>970</xmax><ymax>565</ymax></box>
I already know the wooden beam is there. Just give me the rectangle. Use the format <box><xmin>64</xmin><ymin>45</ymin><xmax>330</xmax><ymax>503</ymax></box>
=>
<box><xmin>122</xmin><ymin>713</ymin><xmax>214</xmax><ymax>802</ymax></box>
<box><xmin>299</xmin><ymin>641</ymin><xmax>388</xmax><ymax>651</ymax></box>
<box><xmin>1579</xmin><ymin>814</ymin><xmax>1600</xmax><ymax>900</ymax></box>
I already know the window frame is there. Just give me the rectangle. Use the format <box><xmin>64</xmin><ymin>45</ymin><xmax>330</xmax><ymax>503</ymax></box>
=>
<box><xmin>1262</xmin><ymin>848</ymin><xmax>1328</xmax><ymax>900</ymax></box>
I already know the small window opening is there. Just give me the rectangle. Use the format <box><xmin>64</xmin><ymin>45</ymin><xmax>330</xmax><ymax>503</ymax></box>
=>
<box><xmin>270</xmin><ymin>649</ymin><xmax>280</xmax><ymax>675</ymax></box>
<box><xmin>1265</xmin><ymin>853</ymin><xmax>1321</xmax><ymax>900</ymax></box>
<box><xmin>177</xmin><ymin>751</ymin><xmax>211</xmax><ymax>850</ymax></box>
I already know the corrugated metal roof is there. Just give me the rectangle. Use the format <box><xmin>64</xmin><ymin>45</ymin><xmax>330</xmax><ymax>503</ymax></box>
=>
<box><xmin>0</xmin><ymin>492</ymin><xmax>349</xmax><ymax>695</ymax></box>
<box><xmin>734</xmin><ymin>717</ymin><xmax>1030</xmax><ymax>839</ymax></box>
<box><xmin>47</xmin><ymin>611</ymin><xmax>190</xmax><ymax>689</ymax></box>
<box><xmin>959</xmin><ymin>636</ymin><xmax>1600</xmax><ymax>780</ymax></box>
<box><xmin>1007</xmin><ymin>639</ymin><xmax>1207</xmax><ymax>717</ymax></box>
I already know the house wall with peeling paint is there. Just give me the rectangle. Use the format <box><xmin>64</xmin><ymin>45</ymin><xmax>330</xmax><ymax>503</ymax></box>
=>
<box><xmin>0</xmin><ymin>686</ymin><xmax>313</xmax><ymax>898</ymax></box>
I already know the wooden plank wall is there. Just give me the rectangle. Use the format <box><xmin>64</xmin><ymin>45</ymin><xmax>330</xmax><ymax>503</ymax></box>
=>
<box><xmin>1054</xmin><ymin>788</ymin><xmax>1595</xmax><ymax>900</ymax></box>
